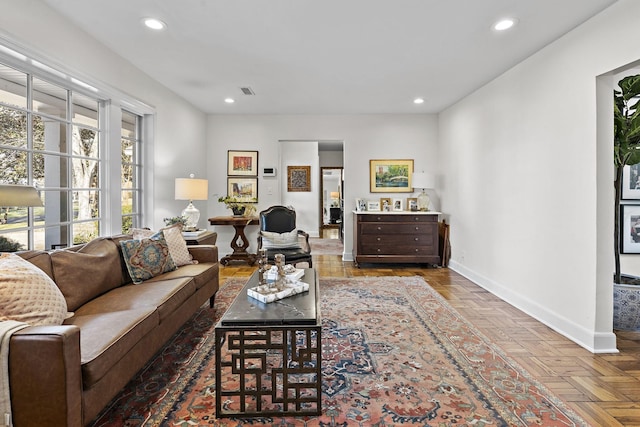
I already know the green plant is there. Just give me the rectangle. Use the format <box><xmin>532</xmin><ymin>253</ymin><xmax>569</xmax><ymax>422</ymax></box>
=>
<box><xmin>217</xmin><ymin>195</ymin><xmax>257</xmax><ymax>209</ymax></box>
<box><xmin>614</xmin><ymin>74</ymin><xmax>640</xmax><ymax>284</ymax></box>
<box><xmin>0</xmin><ymin>235</ymin><xmax>24</xmax><ymax>252</ymax></box>
<box><xmin>163</xmin><ymin>216</ymin><xmax>188</xmax><ymax>227</ymax></box>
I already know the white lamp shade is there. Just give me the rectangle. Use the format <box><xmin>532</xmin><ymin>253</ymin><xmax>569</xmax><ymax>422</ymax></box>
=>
<box><xmin>411</xmin><ymin>172</ymin><xmax>434</xmax><ymax>190</ymax></box>
<box><xmin>175</xmin><ymin>178</ymin><xmax>208</xmax><ymax>201</ymax></box>
<box><xmin>0</xmin><ymin>184</ymin><xmax>43</xmax><ymax>207</ymax></box>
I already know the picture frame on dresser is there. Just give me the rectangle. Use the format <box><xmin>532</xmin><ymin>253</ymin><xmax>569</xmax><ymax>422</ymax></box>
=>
<box><xmin>380</xmin><ymin>197</ymin><xmax>392</xmax><ymax>212</ymax></box>
<box><xmin>369</xmin><ymin>159</ymin><xmax>414</xmax><ymax>193</ymax></box>
<box><xmin>355</xmin><ymin>198</ymin><xmax>367</xmax><ymax>212</ymax></box>
<box><xmin>392</xmin><ymin>198</ymin><xmax>403</xmax><ymax>211</ymax></box>
<box><xmin>622</xmin><ymin>204</ymin><xmax>640</xmax><ymax>253</ymax></box>
<box><xmin>367</xmin><ymin>200</ymin><xmax>380</xmax><ymax>211</ymax></box>
<box><xmin>406</xmin><ymin>197</ymin><xmax>418</xmax><ymax>211</ymax></box>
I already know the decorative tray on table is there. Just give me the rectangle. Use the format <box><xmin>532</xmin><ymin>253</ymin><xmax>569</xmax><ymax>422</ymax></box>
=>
<box><xmin>247</xmin><ymin>267</ymin><xmax>308</xmax><ymax>303</ymax></box>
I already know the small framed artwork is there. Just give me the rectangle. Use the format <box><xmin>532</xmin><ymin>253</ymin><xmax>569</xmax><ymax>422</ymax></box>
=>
<box><xmin>623</xmin><ymin>164</ymin><xmax>640</xmax><ymax>200</ymax></box>
<box><xmin>392</xmin><ymin>198</ymin><xmax>403</xmax><ymax>211</ymax></box>
<box><xmin>227</xmin><ymin>150</ymin><xmax>258</xmax><ymax>176</ymax></box>
<box><xmin>406</xmin><ymin>197</ymin><xmax>418</xmax><ymax>211</ymax></box>
<box><xmin>380</xmin><ymin>197</ymin><xmax>392</xmax><ymax>212</ymax></box>
<box><xmin>355</xmin><ymin>198</ymin><xmax>367</xmax><ymax>212</ymax></box>
<box><xmin>367</xmin><ymin>200</ymin><xmax>380</xmax><ymax>211</ymax></box>
<box><xmin>370</xmin><ymin>159</ymin><xmax>414</xmax><ymax>193</ymax></box>
<box><xmin>622</xmin><ymin>204</ymin><xmax>640</xmax><ymax>254</ymax></box>
<box><xmin>227</xmin><ymin>177</ymin><xmax>258</xmax><ymax>201</ymax></box>
<box><xmin>287</xmin><ymin>165</ymin><xmax>311</xmax><ymax>192</ymax></box>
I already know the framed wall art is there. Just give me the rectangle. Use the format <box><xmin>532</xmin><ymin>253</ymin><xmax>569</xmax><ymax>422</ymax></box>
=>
<box><xmin>623</xmin><ymin>164</ymin><xmax>640</xmax><ymax>200</ymax></box>
<box><xmin>287</xmin><ymin>165</ymin><xmax>311</xmax><ymax>192</ymax></box>
<box><xmin>227</xmin><ymin>177</ymin><xmax>258</xmax><ymax>201</ymax></box>
<box><xmin>369</xmin><ymin>159</ymin><xmax>413</xmax><ymax>193</ymax></box>
<box><xmin>227</xmin><ymin>150</ymin><xmax>258</xmax><ymax>176</ymax></box>
<box><xmin>622</xmin><ymin>204</ymin><xmax>640</xmax><ymax>254</ymax></box>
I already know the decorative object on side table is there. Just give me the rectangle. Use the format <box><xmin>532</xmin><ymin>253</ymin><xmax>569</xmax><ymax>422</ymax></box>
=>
<box><xmin>175</xmin><ymin>174</ymin><xmax>208</xmax><ymax>231</ymax></box>
<box><xmin>163</xmin><ymin>216</ymin><xmax>188</xmax><ymax>228</ymax></box>
<box><xmin>217</xmin><ymin>195</ymin><xmax>257</xmax><ymax>217</ymax></box>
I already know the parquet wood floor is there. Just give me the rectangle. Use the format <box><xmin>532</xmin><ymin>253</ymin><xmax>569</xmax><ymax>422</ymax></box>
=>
<box><xmin>219</xmin><ymin>230</ymin><xmax>640</xmax><ymax>426</ymax></box>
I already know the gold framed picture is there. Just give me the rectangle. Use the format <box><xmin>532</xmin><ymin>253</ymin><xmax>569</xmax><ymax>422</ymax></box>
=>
<box><xmin>227</xmin><ymin>150</ymin><xmax>258</xmax><ymax>176</ymax></box>
<box><xmin>287</xmin><ymin>165</ymin><xmax>311</xmax><ymax>192</ymax></box>
<box><xmin>380</xmin><ymin>197</ymin><xmax>392</xmax><ymax>212</ymax></box>
<box><xmin>369</xmin><ymin>159</ymin><xmax>413</xmax><ymax>193</ymax></box>
<box><xmin>227</xmin><ymin>177</ymin><xmax>258</xmax><ymax>201</ymax></box>
<box><xmin>406</xmin><ymin>197</ymin><xmax>418</xmax><ymax>211</ymax></box>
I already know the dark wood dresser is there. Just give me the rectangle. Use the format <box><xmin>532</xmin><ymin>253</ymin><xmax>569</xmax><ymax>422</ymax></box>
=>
<box><xmin>353</xmin><ymin>211</ymin><xmax>440</xmax><ymax>266</ymax></box>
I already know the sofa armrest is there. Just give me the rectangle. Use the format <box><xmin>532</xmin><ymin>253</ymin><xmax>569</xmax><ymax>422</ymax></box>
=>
<box><xmin>188</xmin><ymin>244</ymin><xmax>219</xmax><ymax>264</ymax></box>
<box><xmin>9</xmin><ymin>325</ymin><xmax>83</xmax><ymax>427</ymax></box>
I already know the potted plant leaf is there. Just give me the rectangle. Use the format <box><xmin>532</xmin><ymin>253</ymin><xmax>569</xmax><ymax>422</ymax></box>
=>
<box><xmin>613</xmin><ymin>74</ymin><xmax>640</xmax><ymax>329</ymax></box>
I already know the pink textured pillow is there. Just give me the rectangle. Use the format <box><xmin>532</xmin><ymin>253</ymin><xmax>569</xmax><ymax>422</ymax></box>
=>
<box><xmin>0</xmin><ymin>253</ymin><xmax>70</xmax><ymax>325</ymax></box>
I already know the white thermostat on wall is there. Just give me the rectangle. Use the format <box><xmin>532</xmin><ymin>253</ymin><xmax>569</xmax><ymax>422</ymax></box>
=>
<box><xmin>262</xmin><ymin>167</ymin><xmax>277</xmax><ymax>177</ymax></box>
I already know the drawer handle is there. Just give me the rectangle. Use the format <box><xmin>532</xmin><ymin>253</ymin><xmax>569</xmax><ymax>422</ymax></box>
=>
<box><xmin>415</xmin><ymin>226</ymin><xmax>420</xmax><ymax>230</ymax></box>
<box><xmin>415</xmin><ymin>248</ymin><xmax>419</xmax><ymax>252</ymax></box>
<box><xmin>377</xmin><ymin>248</ymin><xmax>381</xmax><ymax>252</ymax></box>
<box><xmin>377</xmin><ymin>237</ymin><xmax>381</xmax><ymax>241</ymax></box>
<box><xmin>377</xmin><ymin>226</ymin><xmax>382</xmax><ymax>230</ymax></box>
<box><xmin>414</xmin><ymin>237</ymin><xmax>419</xmax><ymax>241</ymax></box>
<box><xmin>377</xmin><ymin>217</ymin><xmax>382</xmax><ymax>221</ymax></box>
<box><xmin>414</xmin><ymin>217</ymin><xmax>420</xmax><ymax>221</ymax></box>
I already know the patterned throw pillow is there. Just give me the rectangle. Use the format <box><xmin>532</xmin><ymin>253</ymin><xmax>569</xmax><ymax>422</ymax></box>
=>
<box><xmin>261</xmin><ymin>229</ymin><xmax>301</xmax><ymax>249</ymax></box>
<box><xmin>0</xmin><ymin>253</ymin><xmax>70</xmax><ymax>325</ymax></box>
<box><xmin>132</xmin><ymin>224</ymin><xmax>194</xmax><ymax>266</ymax></box>
<box><xmin>120</xmin><ymin>234</ymin><xmax>177</xmax><ymax>284</ymax></box>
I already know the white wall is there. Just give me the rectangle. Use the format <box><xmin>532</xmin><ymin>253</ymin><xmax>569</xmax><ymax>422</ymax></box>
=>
<box><xmin>439</xmin><ymin>0</ymin><xmax>640</xmax><ymax>352</ymax></box>
<box><xmin>206</xmin><ymin>115</ymin><xmax>438</xmax><ymax>256</ymax></box>
<box><xmin>0</xmin><ymin>0</ymin><xmax>208</xmax><ymax>231</ymax></box>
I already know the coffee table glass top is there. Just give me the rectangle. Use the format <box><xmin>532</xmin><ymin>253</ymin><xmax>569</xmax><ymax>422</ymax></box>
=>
<box><xmin>219</xmin><ymin>268</ymin><xmax>318</xmax><ymax>326</ymax></box>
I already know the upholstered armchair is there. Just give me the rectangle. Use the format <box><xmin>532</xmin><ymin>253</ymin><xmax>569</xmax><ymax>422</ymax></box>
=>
<box><xmin>257</xmin><ymin>205</ymin><xmax>312</xmax><ymax>267</ymax></box>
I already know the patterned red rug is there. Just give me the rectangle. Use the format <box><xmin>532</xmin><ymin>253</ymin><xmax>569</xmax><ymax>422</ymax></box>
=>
<box><xmin>91</xmin><ymin>277</ymin><xmax>589</xmax><ymax>426</ymax></box>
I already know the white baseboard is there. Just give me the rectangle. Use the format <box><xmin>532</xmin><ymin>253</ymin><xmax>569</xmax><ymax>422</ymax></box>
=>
<box><xmin>448</xmin><ymin>260</ymin><xmax>618</xmax><ymax>354</ymax></box>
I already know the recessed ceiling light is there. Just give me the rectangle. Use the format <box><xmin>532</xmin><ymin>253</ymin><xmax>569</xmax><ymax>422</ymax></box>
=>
<box><xmin>494</xmin><ymin>18</ymin><xmax>516</xmax><ymax>31</ymax></box>
<box><xmin>414</xmin><ymin>98</ymin><xmax>425</xmax><ymax>104</ymax></box>
<box><xmin>225</xmin><ymin>98</ymin><xmax>235</xmax><ymax>104</ymax></box>
<box><xmin>142</xmin><ymin>18</ymin><xmax>166</xmax><ymax>30</ymax></box>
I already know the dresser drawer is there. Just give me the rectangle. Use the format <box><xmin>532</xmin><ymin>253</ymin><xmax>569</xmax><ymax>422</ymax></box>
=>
<box><xmin>360</xmin><ymin>244</ymin><xmax>433</xmax><ymax>255</ymax></box>
<box><xmin>360</xmin><ymin>234</ymin><xmax>435</xmax><ymax>247</ymax></box>
<box><xmin>358</xmin><ymin>214</ymin><xmax>435</xmax><ymax>223</ymax></box>
<box><xmin>360</xmin><ymin>223</ymin><xmax>434</xmax><ymax>235</ymax></box>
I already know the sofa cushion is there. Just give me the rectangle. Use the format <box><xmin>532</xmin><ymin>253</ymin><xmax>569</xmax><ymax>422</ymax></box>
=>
<box><xmin>50</xmin><ymin>238</ymin><xmax>123</xmax><ymax>312</ymax></box>
<box><xmin>63</xmin><ymin>308</ymin><xmax>158</xmax><ymax>387</ymax></box>
<box><xmin>16</xmin><ymin>250</ymin><xmax>54</xmax><ymax>279</ymax></box>
<box><xmin>75</xmin><ymin>277</ymin><xmax>196</xmax><ymax>322</ymax></box>
<box><xmin>0</xmin><ymin>253</ymin><xmax>69</xmax><ymax>325</ymax></box>
<box><xmin>120</xmin><ymin>234</ymin><xmax>177</xmax><ymax>284</ymax></box>
<box><xmin>132</xmin><ymin>225</ymin><xmax>195</xmax><ymax>267</ymax></box>
<box><xmin>146</xmin><ymin>262</ymin><xmax>218</xmax><ymax>290</ymax></box>
<box><xmin>261</xmin><ymin>229</ymin><xmax>301</xmax><ymax>249</ymax></box>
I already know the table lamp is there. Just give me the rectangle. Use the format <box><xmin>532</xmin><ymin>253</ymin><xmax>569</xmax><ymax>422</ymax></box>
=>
<box><xmin>411</xmin><ymin>172</ymin><xmax>434</xmax><ymax>211</ymax></box>
<box><xmin>0</xmin><ymin>184</ymin><xmax>44</xmax><ymax>207</ymax></box>
<box><xmin>175</xmin><ymin>175</ymin><xmax>208</xmax><ymax>231</ymax></box>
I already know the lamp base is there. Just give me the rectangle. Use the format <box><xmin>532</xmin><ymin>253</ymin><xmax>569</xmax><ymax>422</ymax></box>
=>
<box><xmin>182</xmin><ymin>201</ymin><xmax>200</xmax><ymax>230</ymax></box>
<box><xmin>417</xmin><ymin>190</ymin><xmax>430</xmax><ymax>211</ymax></box>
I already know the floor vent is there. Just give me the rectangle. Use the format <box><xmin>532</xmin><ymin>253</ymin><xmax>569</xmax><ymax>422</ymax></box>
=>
<box><xmin>240</xmin><ymin>87</ymin><xmax>255</xmax><ymax>95</ymax></box>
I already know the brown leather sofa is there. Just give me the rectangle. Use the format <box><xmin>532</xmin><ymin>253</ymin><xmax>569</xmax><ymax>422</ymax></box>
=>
<box><xmin>9</xmin><ymin>234</ymin><xmax>219</xmax><ymax>427</ymax></box>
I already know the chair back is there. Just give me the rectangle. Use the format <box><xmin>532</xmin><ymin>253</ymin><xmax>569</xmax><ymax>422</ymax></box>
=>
<box><xmin>259</xmin><ymin>205</ymin><xmax>296</xmax><ymax>233</ymax></box>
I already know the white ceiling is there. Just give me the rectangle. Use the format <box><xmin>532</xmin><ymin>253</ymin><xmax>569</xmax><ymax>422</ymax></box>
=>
<box><xmin>43</xmin><ymin>0</ymin><xmax>617</xmax><ymax>115</ymax></box>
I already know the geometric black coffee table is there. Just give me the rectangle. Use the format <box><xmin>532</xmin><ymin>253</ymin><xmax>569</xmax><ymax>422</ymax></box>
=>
<box><xmin>215</xmin><ymin>268</ymin><xmax>322</xmax><ymax>418</ymax></box>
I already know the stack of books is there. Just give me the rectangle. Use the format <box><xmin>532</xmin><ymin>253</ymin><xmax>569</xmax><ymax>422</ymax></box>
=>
<box><xmin>181</xmin><ymin>229</ymin><xmax>207</xmax><ymax>238</ymax></box>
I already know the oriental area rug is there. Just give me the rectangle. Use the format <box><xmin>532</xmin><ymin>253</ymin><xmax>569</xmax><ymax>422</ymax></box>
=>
<box><xmin>91</xmin><ymin>277</ymin><xmax>589</xmax><ymax>427</ymax></box>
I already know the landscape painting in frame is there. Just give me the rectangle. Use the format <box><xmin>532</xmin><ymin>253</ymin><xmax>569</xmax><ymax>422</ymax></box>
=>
<box><xmin>227</xmin><ymin>150</ymin><xmax>258</xmax><ymax>176</ymax></box>
<box><xmin>622</xmin><ymin>204</ymin><xmax>640</xmax><ymax>254</ymax></box>
<box><xmin>227</xmin><ymin>177</ymin><xmax>258</xmax><ymax>202</ymax></box>
<box><xmin>370</xmin><ymin>159</ymin><xmax>413</xmax><ymax>193</ymax></box>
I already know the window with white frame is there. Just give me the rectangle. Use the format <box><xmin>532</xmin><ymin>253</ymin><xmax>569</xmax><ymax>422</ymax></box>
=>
<box><xmin>0</xmin><ymin>59</ymin><xmax>145</xmax><ymax>250</ymax></box>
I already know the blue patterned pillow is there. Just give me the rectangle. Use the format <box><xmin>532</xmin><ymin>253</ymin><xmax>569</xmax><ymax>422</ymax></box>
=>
<box><xmin>120</xmin><ymin>234</ymin><xmax>177</xmax><ymax>284</ymax></box>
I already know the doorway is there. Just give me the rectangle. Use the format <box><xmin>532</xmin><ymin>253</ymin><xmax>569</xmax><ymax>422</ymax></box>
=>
<box><xmin>319</xmin><ymin>166</ymin><xmax>343</xmax><ymax>239</ymax></box>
